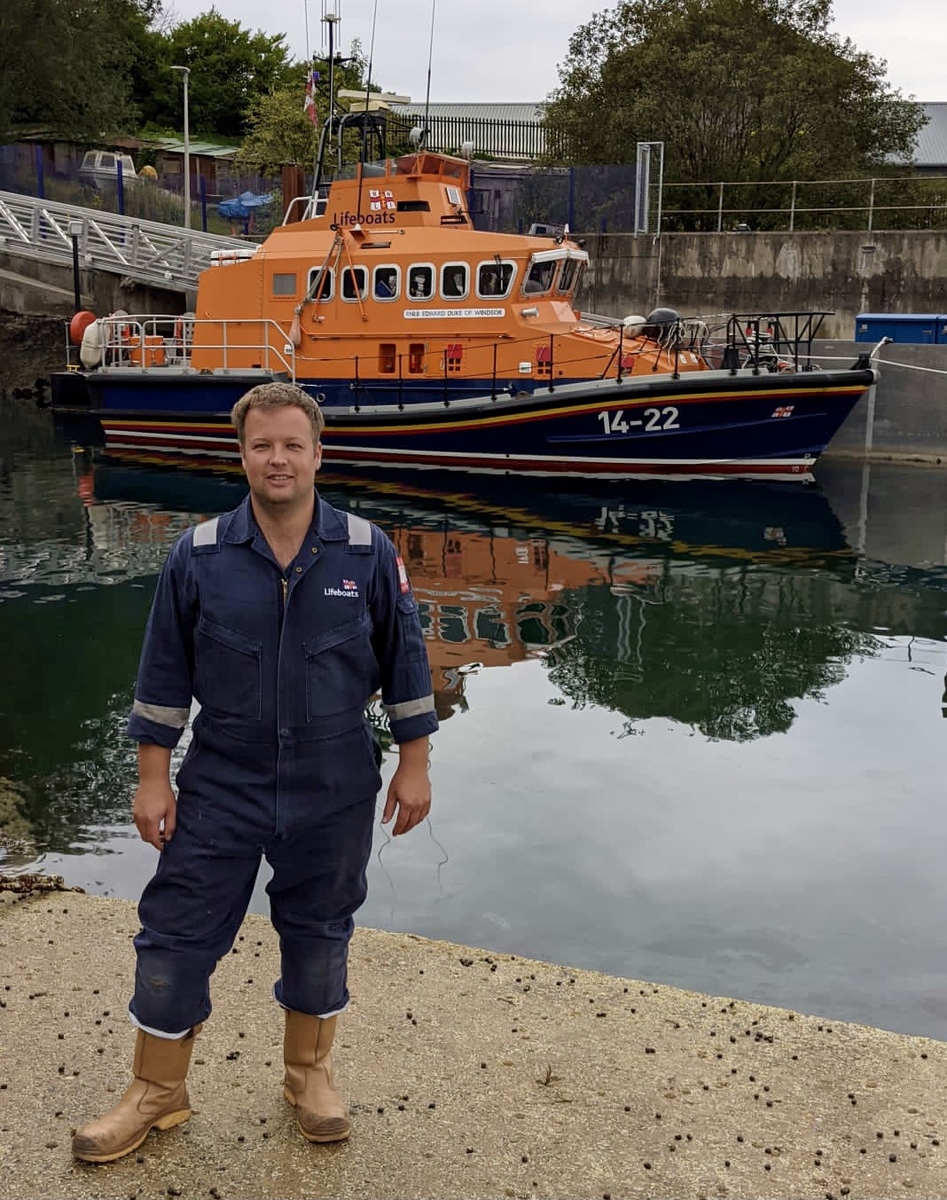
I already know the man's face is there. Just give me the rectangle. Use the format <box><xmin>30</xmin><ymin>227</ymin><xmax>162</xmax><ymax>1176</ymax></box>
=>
<box><xmin>240</xmin><ymin>405</ymin><xmax>322</xmax><ymax>510</ymax></box>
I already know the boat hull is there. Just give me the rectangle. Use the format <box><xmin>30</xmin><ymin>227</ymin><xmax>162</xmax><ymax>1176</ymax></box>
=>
<box><xmin>51</xmin><ymin>366</ymin><xmax>874</xmax><ymax>480</ymax></box>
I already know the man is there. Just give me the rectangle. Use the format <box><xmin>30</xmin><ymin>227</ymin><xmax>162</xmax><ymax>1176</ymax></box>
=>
<box><xmin>72</xmin><ymin>382</ymin><xmax>437</xmax><ymax>1163</ymax></box>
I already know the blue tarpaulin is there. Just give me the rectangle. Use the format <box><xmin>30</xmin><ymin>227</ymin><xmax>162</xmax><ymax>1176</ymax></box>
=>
<box><xmin>217</xmin><ymin>191</ymin><xmax>274</xmax><ymax>220</ymax></box>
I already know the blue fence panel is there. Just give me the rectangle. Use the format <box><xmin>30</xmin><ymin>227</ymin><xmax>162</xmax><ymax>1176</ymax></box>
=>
<box><xmin>469</xmin><ymin>164</ymin><xmax>638</xmax><ymax>234</ymax></box>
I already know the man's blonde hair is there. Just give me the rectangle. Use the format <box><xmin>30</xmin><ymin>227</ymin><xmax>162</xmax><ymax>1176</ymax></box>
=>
<box><xmin>231</xmin><ymin>382</ymin><xmax>325</xmax><ymax>446</ymax></box>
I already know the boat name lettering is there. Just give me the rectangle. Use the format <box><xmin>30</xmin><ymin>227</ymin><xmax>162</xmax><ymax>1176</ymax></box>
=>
<box><xmin>332</xmin><ymin>210</ymin><xmax>397</xmax><ymax>226</ymax></box>
<box><xmin>598</xmin><ymin>406</ymin><xmax>680</xmax><ymax>435</ymax></box>
<box><xmin>404</xmin><ymin>307</ymin><xmax>505</xmax><ymax>320</ymax></box>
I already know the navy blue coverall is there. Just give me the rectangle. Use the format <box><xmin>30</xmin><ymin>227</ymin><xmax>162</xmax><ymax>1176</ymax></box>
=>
<box><xmin>125</xmin><ymin>493</ymin><xmax>438</xmax><ymax>1035</ymax></box>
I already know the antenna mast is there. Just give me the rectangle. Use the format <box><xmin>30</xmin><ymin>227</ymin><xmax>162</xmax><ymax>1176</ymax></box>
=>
<box><xmin>422</xmin><ymin>0</ymin><xmax>437</xmax><ymax>147</ymax></box>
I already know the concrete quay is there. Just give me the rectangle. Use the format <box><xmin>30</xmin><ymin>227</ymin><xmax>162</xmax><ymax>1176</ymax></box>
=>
<box><xmin>1</xmin><ymin>886</ymin><xmax>946</xmax><ymax>1200</ymax></box>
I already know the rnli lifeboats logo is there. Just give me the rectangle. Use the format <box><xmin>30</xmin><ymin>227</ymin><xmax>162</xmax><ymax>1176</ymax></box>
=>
<box><xmin>333</xmin><ymin>190</ymin><xmax>397</xmax><ymax>226</ymax></box>
<box><xmin>325</xmin><ymin>579</ymin><xmax>360</xmax><ymax>598</ymax></box>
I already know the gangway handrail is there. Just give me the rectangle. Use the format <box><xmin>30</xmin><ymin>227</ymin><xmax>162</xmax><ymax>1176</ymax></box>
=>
<box><xmin>0</xmin><ymin>190</ymin><xmax>249</xmax><ymax>293</ymax></box>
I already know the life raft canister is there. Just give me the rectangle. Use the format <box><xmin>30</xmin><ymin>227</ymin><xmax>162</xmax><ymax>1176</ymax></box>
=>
<box><xmin>79</xmin><ymin>318</ymin><xmax>107</xmax><ymax>368</ymax></box>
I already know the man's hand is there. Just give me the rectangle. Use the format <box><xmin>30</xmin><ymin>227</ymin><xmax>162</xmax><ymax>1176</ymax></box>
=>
<box><xmin>133</xmin><ymin>780</ymin><xmax>177</xmax><ymax>849</ymax></box>
<box><xmin>382</xmin><ymin>738</ymin><xmax>431</xmax><ymax>836</ymax></box>
<box><xmin>133</xmin><ymin>743</ymin><xmax>176</xmax><ymax>850</ymax></box>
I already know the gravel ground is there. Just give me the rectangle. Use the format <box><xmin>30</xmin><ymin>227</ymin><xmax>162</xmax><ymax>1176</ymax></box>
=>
<box><xmin>1</xmin><ymin>885</ymin><xmax>946</xmax><ymax>1200</ymax></box>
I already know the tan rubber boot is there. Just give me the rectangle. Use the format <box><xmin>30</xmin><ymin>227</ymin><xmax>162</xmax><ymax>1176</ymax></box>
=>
<box><xmin>72</xmin><ymin>1024</ymin><xmax>202</xmax><ymax>1163</ymax></box>
<box><xmin>283</xmin><ymin>1010</ymin><xmax>350</xmax><ymax>1142</ymax></box>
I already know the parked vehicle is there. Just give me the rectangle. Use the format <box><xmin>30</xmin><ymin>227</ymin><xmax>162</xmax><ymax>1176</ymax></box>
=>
<box><xmin>78</xmin><ymin>150</ymin><xmax>140</xmax><ymax>191</ymax></box>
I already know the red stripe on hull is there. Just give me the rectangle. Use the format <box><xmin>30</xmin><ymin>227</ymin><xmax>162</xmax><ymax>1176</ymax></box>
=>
<box><xmin>322</xmin><ymin>447</ymin><xmax>813</xmax><ymax>477</ymax></box>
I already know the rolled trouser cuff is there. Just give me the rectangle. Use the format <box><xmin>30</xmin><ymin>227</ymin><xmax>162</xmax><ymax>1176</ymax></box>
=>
<box><xmin>128</xmin><ymin>1010</ymin><xmax>193</xmax><ymax>1039</ymax></box>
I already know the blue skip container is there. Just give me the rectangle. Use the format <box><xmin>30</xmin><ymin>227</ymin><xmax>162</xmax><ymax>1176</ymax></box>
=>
<box><xmin>854</xmin><ymin>313</ymin><xmax>947</xmax><ymax>344</ymax></box>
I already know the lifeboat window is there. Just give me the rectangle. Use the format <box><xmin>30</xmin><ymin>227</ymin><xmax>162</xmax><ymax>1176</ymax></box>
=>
<box><xmin>523</xmin><ymin>260</ymin><xmax>557</xmax><ymax>295</ymax></box>
<box><xmin>475</xmin><ymin>607</ymin><xmax>510</xmax><ymax>646</ymax></box>
<box><xmin>557</xmin><ymin>258</ymin><xmax>579</xmax><ymax>294</ymax></box>
<box><xmin>437</xmin><ymin>604</ymin><xmax>469</xmax><ymax>644</ymax></box>
<box><xmin>408</xmin><ymin>265</ymin><xmax>434</xmax><ymax>300</ymax></box>
<box><xmin>441</xmin><ymin>263</ymin><xmax>468</xmax><ymax>300</ymax></box>
<box><xmin>398</xmin><ymin>200</ymin><xmax>430</xmax><ymax>212</ymax></box>
<box><xmin>517</xmin><ymin>605</ymin><xmax>553</xmax><ymax>646</ymax></box>
<box><xmin>373</xmin><ymin>265</ymin><xmax>400</xmax><ymax>301</ymax></box>
<box><xmin>341</xmin><ymin>266</ymin><xmax>368</xmax><ymax>301</ymax></box>
<box><xmin>306</xmin><ymin>267</ymin><xmax>334</xmax><ymax>302</ymax></box>
<box><xmin>272</xmin><ymin>272</ymin><xmax>296</xmax><ymax>297</ymax></box>
<box><xmin>477</xmin><ymin>261</ymin><xmax>514</xmax><ymax>299</ymax></box>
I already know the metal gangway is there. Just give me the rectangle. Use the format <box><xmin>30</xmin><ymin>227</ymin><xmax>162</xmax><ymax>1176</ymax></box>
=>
<box><xmin>0</xmin><ymin>190</ymin><xmax>251</xmax><ymax>293</ymax></box>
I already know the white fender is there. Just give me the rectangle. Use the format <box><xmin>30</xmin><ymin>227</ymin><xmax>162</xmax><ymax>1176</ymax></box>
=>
<box><xmin>79</xmin><ymin>318</ymin><xmax>106</xmax><ymax>368</ymax></box>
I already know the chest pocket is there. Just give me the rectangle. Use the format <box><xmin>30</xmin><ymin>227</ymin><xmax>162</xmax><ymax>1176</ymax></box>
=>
<box><xmin>304</xmin><ymin>612</ymin><xmax>376</xmax><ymax>721</ymax></box>
<box><xmin>194</xmin><ymin>617</ymin><xmax>262</xmax><ymax>720</ymax></box>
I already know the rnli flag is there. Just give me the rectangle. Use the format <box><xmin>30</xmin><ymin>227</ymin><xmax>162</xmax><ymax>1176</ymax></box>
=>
<box><xmin>304</xmin><ymin>70</ymin><xmax>320</xmax><ymax>126</ymax></box>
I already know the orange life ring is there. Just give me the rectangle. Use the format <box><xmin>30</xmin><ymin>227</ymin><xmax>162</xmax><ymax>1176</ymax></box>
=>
<box><xmin>69</xmin><ymin>310</ymin><xmax>97</xmax><ymax>346</ymax></box>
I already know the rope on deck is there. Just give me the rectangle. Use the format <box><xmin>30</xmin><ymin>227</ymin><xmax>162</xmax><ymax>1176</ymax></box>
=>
<box><xmin>806</xmin><ymin>354</ymin><xmax>947</xmax><ymax>377</ymax></box>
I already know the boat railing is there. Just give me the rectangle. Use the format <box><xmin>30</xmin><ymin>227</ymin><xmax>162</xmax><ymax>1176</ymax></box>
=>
<box><xmin>335</xmin><ymin>333</ymin><xmax>707</xmax><ymax>404</ymax></box>
<box><xmin>282</xmin><ymin>190</ymin><xmax>329</xmax><ymax>224</ymax></box>
<box><xmin>65</xmin><ymin>309</ymin><xmax>851</xmax><ymax>398</ymax></box>
<box><xmin>76</xmin><ymin>314</ymin><xmax>298</xmax><ymax>379</ymax></box>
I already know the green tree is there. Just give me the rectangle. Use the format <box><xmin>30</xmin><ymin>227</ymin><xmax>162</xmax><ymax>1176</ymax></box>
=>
<box><xmin>544</xmin><ymin>0</ymin><xmax>925</xmax><ymax>214</ymax></box>
<box><xmin>147</xmin><ymin>8</ymin><xmax>296</xmax><ymax>139</ymax></box>
<box><xmin>236</xmin><ymin>78</ymin><xmax>321</xmax><ymax>173</ymax></box>
<box><xmin>236</xmin><ymin>41</ymin><xmax>412</xmax><ymax>173</ymax></box>
<box><xmin>0</xmin><ymin>0</ymin><xmax>157</xmax><ymax>140</ymax></box>
<box><xmin>544</xmin><ymin>566</ymin><xmax>879</xmax><ymax>742</ymax></box>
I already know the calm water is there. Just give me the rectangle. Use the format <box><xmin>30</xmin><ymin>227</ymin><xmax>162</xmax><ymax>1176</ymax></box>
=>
<box><xmin>4</xmin><ymin>400</ymin><xmax>947</xmax><ymax>1041</ymax></box>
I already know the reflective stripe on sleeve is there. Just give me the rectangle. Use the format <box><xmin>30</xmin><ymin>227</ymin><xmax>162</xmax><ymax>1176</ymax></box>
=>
<box><xmin>345</xmin><ymin>512</ymin><xmax>373</xmax><ymax>546</ymax></box>
<box><xmin>384</xmin><ymin>695</ymin><xmax>435</xmax><ymax>722</ymax></box>
<box><xmin>192</xmin><ymin>516</ymin><xmax>220</xmax><ymax>547</ymax></box>
<box><xmin>132</xmin><ymin>700</ymin><xmax>190</xmax><ymax>728</ymax></box>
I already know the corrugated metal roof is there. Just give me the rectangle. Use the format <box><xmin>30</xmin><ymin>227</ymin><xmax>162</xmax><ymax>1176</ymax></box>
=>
<box><xmin>392</xmin><ymin>103</ymin><xmax>546</xmax><ymax>123</ymax></box>
<box><xmin>392</xmin><ymin>101</ymin><xmax>947</xmax><ymax>168</ymax></box>
<box><xmin>154</xmin><ymin>139</ymin><xmax>237</xmax><ymax>159</ymax></box>
<box><xmin>914</xmin><ymin>103</ymin><xmax>947</xmax><ymax>168</ymax></box>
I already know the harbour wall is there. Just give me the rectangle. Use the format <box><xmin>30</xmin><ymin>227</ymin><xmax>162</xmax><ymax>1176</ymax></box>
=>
<box><xmin>4</xmin><ymin>230</ymin><xmax>947</xmax><ymax>340</ymax></box>
<box><xmin>578</xmin><ymin>230</ymin><xmax>947</xmax><ymax>340</ymax></box>
<box><xmin>816</xmin><ymin>341</ymin><xmax>947</xmax><ymax>464</ymax></box>
<box><xmin>0</xmin><ymin>250</ymin><xmax>186</xmax><ymax>319</ymax></box>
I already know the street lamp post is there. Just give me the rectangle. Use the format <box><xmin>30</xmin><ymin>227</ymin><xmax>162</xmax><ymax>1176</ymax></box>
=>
<box><xmin>171</xmin><ymin>65</ymin><xmax>191</xmax><ymax>229</ymax></box>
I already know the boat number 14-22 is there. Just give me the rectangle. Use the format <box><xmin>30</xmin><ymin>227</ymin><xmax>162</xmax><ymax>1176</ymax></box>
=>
<box><xmin>597</xmin><ymin>406</ymin><xmax>680</xmax><ymax>435</ymax></box>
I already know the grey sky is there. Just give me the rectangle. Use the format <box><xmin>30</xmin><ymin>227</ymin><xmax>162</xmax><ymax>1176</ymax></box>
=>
<box><xmin>165</xmin><ymin>0</ymin><xmax>947</xmax><ymax>104</ymax></box>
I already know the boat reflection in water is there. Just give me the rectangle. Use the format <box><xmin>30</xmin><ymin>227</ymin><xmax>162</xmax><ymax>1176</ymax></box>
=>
<box><xmin>80</xmin><ymin>454</ymin><xmax>860</xmax><ymax>739</ymax></box>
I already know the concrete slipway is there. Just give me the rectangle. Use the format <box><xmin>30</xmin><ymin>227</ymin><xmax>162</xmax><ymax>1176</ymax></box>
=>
<box><xmin>1</xmin><ymin>886</ymin><xmax>946</xmax><ymax>1200</ymax></box>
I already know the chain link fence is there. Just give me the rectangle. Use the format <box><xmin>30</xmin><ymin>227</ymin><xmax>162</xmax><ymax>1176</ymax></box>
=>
<box><xmin>470</xmin><ymin>166</ymin><xmax>947</xmax><ymax>234</ymax></box>
<box><xmin>4</xmin><ymin>142</ymin><xmax>946</xmax><ymax>235</ymax></box>
<box><xmin>0</xmin><ymin>144</ymin><xmax>285</xmax><ymax>237</ymax></box>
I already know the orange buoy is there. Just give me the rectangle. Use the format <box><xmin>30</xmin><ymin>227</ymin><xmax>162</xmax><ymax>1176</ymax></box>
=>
<box><xmin>69</xmin><ymin>310</ymin><xmax>97</xmax><ymax>346</ymax></box>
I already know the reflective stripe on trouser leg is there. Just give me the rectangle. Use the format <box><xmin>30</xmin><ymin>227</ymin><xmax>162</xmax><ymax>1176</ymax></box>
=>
<box><xmin>268</xmin><ymin>797</ymin><xmax>375</xmax><ymax>1016</ymax></box>
<box><xmin>130</xmin><ymin>793</ymin><xmax>263</xmax><ymax>1033</ymax></box>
